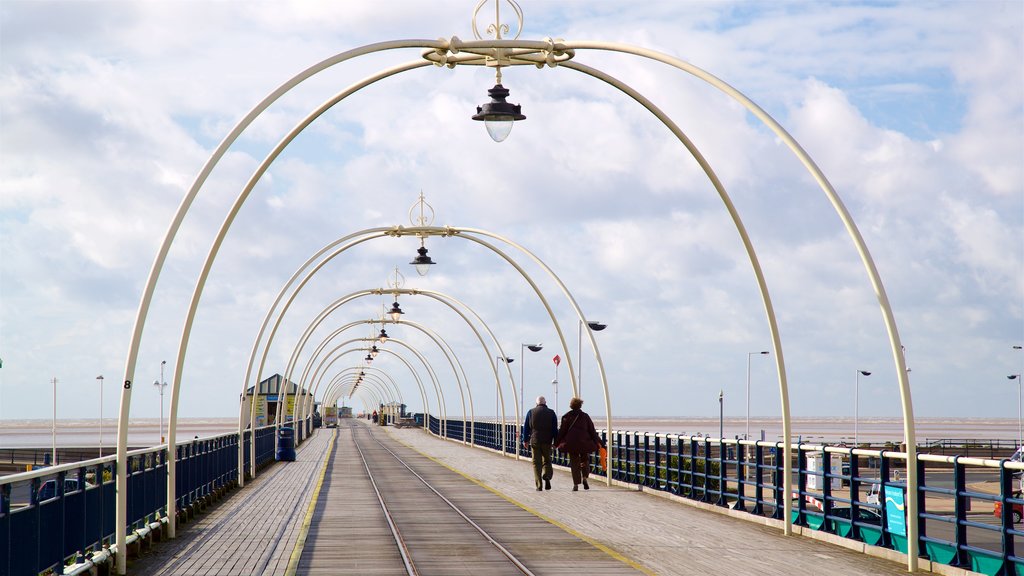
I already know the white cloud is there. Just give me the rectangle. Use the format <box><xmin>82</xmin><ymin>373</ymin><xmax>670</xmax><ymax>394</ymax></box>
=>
<box><xmin>0</xmin><ymin>1</ymin><xmax>1021</xmax><ymax>429</ymax></box>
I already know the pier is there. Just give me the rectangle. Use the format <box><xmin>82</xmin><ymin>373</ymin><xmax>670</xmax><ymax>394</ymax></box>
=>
<box><xmin>4</xmin><ymin>417</ymin><xmax>1021</xmax><ymax>575</ymax></box>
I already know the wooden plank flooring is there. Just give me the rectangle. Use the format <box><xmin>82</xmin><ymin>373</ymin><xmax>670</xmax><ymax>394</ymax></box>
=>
<box><xmin>125</xmin><ymin>419</ymin><xmax>921</xmax><ymax>575</ymax></box>
<box><xmin>128</xmin><ymin>430</ymin><xmax>334</xmax><ymax>575</ymax></box>
<box><xmin>385</xmin><ymin>425</ymin><xmax>916</xmax><ymax>576</ymax></box>
<box><xmin>297</xmin><ymin>421</ymin><xmax>644</xmax><ymax>575</ymax></box>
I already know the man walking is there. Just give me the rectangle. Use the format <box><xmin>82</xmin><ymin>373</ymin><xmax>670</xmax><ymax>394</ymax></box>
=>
<box><xmin>522</xmin><ymin>395</ymin><xmax>558</xmax><ymax>491</ymax></box>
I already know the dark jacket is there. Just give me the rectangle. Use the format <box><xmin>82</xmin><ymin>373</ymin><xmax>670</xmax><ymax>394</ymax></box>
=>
<box><xmin>555</xmin><ymin>409</ymin><xmax>605</xmax><ymax>453</ymax></box>
<box><xmin>522</xmin><ymin>404</ymin><xmax>558</xmax><ymax>445</ymax></box>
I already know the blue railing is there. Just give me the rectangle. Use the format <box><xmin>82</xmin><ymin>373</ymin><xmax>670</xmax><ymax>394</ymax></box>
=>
<box><xmin>0</xmin><ymin>421</ymin><xmax>296</xmax><ymax>576</ymax></box>
<box><xmin>421</xmin><ymin>416</ymin><xmax>1024</xmax><ymax>576</ymax></box>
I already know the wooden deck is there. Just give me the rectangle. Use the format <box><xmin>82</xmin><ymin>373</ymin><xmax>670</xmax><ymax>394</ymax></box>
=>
<box><xmin>296</xmin><ymin>422</ymin><xmax>642</xmax><ymax>575</ymax></box>
<box><xmin>128</xmin><ymin>429</ymin><xmax>334</xmax><ymax>575</ymax></box>
<box><xmin>128</xmin><ymin>422</ymin><xmax>641</xmax><ymax>575</ymax></box>
<box><xmin>123</xmin><ymin>419</ymin><xmax>960</xmax><ymax>575</ymax></box>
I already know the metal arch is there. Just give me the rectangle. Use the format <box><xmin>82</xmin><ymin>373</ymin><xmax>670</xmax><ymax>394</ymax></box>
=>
<box><xmin>314</xmin><ymin>346</ymin><xmax>439</xmax><ymax>430</ymax></box>
<box><xmin>397</xmin><ymin>286</ymin><xmax>520</xmax><ymax>448</ymax></box>
<box><xmin>152</xmin><ymin>58</ymin><xmax>435</xmax><ymax>548</ymax></box>
<box><xmin>293</xmin><ymin>322</ymin><xmax>436</xmax><ymax>436</ymax></box>
<box><xmin>319</xmin><ymin>344</ymin><xmax>445</xmax><ymax>433</ymax></box>
<box><xmin>547</xmin><ymin>59</ymin><xmax>792</xmax><ymax>519</ymax></box>
<box><xmin>287</xmin><ymin>318</ymin><xmax>470</xmax><ymax>445</ymax></box>
<box><xmin>324</xmin><ymin>368</ymin><xmax>406</xmax><ymax>415</ymax></box>
<box><xmin>327</xmin><ymin>377</ymin><xmax>391</xmax><ymax>409</ymax></box>
<box><xmin>325</xmin><ymin>373</ymin><xmax>397</xmax><ymax>415</ymax></box>
<box><xmin>246</xmin><ymin>289</ymin><xmax>374</xmax><ymax>477</ymax></box>
<box><xmin>298</xmin><ymin>335</ymin><xmax>450</xmax><ymax>438</ymax></box>
<box><xmin>269</xmin><ymin>289</ymin><xmax>472</xmax><ymax>450</ymax></box>
<box><xmin>121</xmin><ymin>34</ymin><xmax>915</xmax><ymax>570</ymax></box>
<box><xmin>551</xmin><ymin>41</ymin><xmax>915</xmax><ymax>558</ymax></box>
<box><xmin>298</xmin><ymin>340</ymin><xmax>406</xmax><ymax>416</ymax></box>
<box><xmin>326</xmin><ymin>379</ymin><xmax>391</xmax><ymax>419</ymax></box>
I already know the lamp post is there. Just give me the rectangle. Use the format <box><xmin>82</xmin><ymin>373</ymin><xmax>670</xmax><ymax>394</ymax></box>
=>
<box><xmin>498</xmin><ymin>356</ymin><xmax>513</xmax><ymax>422</ymax></box>
<box><xmin>155</xmin><ymin>360</ymin><xmax>167</xmax><ymax>443</ymax></box>
<box><xmin>718</xmin><ymin>389</ymin><xmax>724</xmax><ymax>441</ymax></box>
<box><xmin>745</xmin><ymin>351</ymin><xmax>769</xmax><ymax>439</ymax></box>
<box><xmin>1010</xmin><ymin>374</ymin><xmax>1022</xmax><ymax>447</ymax></box>
<box><xmin>520</xmin><ymin>343</ymin><xmax>542</xmax><ymax>430</ymax></box>
<box><xmin>51</xmin><ymin>377</ymin><xmax>58</xmax><ymax>465</ymax></box>
<box><xmin>577</xmin><ymin>321</ymin><xmax>606</xmax><ymax>398</ymax></box>
<box><xmin>97</xmin><ymin>375</ymin><xmax>105</xmax><ymax>457</ymax></box>
<box><xmin>855</xmin><ymin>370</ymin><xmax>871</xmax><ymax>446</ymax></box>
<box><xmin>552</xmin><ymin>354</ymin><xmax>561</xmax><ymax>413</ymax></box>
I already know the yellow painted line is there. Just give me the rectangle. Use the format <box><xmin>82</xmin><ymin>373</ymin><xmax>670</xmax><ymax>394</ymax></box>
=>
<box><xmin>285</xmin><ymin>429</ymin><xmax>336</xmax><ymax>576</ymax></box>
<box><xmin>387</xmin><ymin>429</ymin><xmax>656</xmax><ymax>576</ymax></box>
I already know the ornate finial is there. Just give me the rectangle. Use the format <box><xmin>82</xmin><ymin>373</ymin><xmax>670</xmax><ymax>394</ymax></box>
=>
<box><xmin>387</xmin><ymin>266</ymin><xmax>406</xmax><ymax>291</ymax></box>
<box><xmin>472</xmin><ymin>0</ymin><xmax>523</xmax><ymax>41</ymax></box>
<box><xmin>409</xmin><ymin>191</ymin><xmax>435</xmax><ymax>228</ymax></box>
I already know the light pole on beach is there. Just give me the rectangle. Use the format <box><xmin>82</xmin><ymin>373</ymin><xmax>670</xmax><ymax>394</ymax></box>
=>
<box><xmin>1010</xmin><ymin>374</ymin><xmax>1022</xmax><ymax>447</ymax></box>
<box><xmin>97</xmin><ymin>375</ymin><xmax>104</xmax><ymax>457</ymax></box>
<box><xmin>155</xmin><ymin>360</ymin><xmax>168</xmax><ymax>443</ymax></box>
<box><xmin>718</xmin><ymin>390</ymin><xmax>724</xmax><ymax>441</ymax></box>
<box><xmin>577</xmin><ymin>321</ymin><xmax>606</xmax><ymax>398</ymax></box>
<box><xmin>498</xmin><ymin>356</ymin><xmax>513</xmax><ymax>421</ymax></box>
<box><xmin>51</xmin><ymin>377</ymin><xmax>58</xmax><ymax>465</ymax></box>
<box><xmin>520</xmin><ymin>343</ymin><xmax>542</xmax><ymax>428</ymax></box>
<box><xmin>855</xmin><ymin>370</ymin><xmax>871</xmax><ymax>446</ymax></box>
<box><xmin>746</xmin><ymin>351</ymin><xmax>769</xmax><ymax>439</ymax></box>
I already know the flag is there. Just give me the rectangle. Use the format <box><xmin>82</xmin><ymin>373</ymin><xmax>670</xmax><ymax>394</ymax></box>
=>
<box><xmin>553</xmin><ymin>354</ymin><xmax>560</xmax><ymax>366</ymax></box>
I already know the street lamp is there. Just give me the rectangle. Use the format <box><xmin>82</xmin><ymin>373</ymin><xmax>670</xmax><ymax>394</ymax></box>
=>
<box><xmin>51</xmin><ymin>377</ymin><xmax>58</xmax><ymax>465</ymax></box>
<box><xmin>378</xmin><ymin>328</ymin><xmax>388</xmax><ymax>344</ymax></box>
<box><xmin>388</xmin><ymin>301</ymin><xmax>404</xmax><ymax>322</ymax></box>
<box><xmin>369</xmin><ymin>345</ymin><xmax>380</xmax><ymax>358</ymax></box>
<box><xmin>154</xmin><ymin>360</ymin><xmax>168</xmax><ymax>443</ymax></box>
<box><xmin>409</xmin><ymin>245</ymin><xmax>436</xmax><ymax>276</ymax></box>
<box><xmin>746</xmin><ymin>351</ymin><xmax>770</xmax><ymax>440</ymax></box>
<box><xmin>97</xmin><ymin>375</ymin><xmax>105</xmax><ymax>458</ymax></box>
<box><xmin>520</xmin><ymin>343</ymin><xmax>543</xmax><ymax>431</ymax></box>
<box><xmin>855</xmin><ymin>370</ymin><xmax>871</xmax><ymax>446</ymax></box>
<box><xmin>498</xmin><ymin>356</ymin><xmax>514</xmax><ymax>422</ymax></box>
<box><xmin>472</xmin><ymin>79</ymin><xmax>525</xmax><ymax>142</ymax></box>
<box><xmin>718</xmin><ymin>389</ymin><xmax>724</xmax><ymax>441</ymax></box>
<box><xmin>577</xmin><ymin>321</ymin><xmax>606</xmax><ymax>397</ymax></box>
<box><xmin>1010</xmin><ymin>374</ymin><xmax>1022</xmax><ymax>447</ymax></box>
<box><xmin>409</xmin><ymin>192</ymin><xmax>437</xmax><ymax>275</ymax></box>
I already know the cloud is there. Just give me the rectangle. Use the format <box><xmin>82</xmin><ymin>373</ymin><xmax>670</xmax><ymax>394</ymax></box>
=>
<box><xmin>0</xmin><ymin>1</ymin><xmax>1020</xmax><ymax>428</ymax></box>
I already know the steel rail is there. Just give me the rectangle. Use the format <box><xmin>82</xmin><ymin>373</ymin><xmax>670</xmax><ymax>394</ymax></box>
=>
<box><xmin>352</xmin><ymin>424</ymin><xmax>536</xmax><ymax>576</ymax></box>
<box><xmin>349</xmin><ymin>426</ymin><xmax>418</xmax><ymax>576</ymax></box>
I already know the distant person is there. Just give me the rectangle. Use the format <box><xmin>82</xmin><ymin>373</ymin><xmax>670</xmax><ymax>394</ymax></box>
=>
<box><xmin>522</xmin><ymin>395</ymin><xmax>558</xmax><ymax>491</ymax></box>
<box><xmin>372</xmin><ymin>410</ymin><xmax>379</xmax><ymax>424</ymax></box>
<box><xmin>555</xmin><ymin>397</ymin><xmax>605</xmax><ymax>491</ymax></box>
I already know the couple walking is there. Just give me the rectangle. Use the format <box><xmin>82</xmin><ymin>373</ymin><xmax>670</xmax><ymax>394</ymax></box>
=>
<box><xmin>521</xmin><ymin>395</ymin><xmax>606</xmax><ymax>492</ymax></box>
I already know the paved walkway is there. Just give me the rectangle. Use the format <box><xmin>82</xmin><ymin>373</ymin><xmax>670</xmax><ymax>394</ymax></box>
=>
<box><xmin>128</xmin><ymin>430</ymin><xmax>334</xmax><ymax>575</ymax></box>
<box><xmin>127</xmin><ymin>423</ymin><xmax>978</xmax><ymax>575</ymax></box>
<box><xmin>382</xmin><ymin>425</ymin><xmax>929</xmax><ymax>575</ymax></box>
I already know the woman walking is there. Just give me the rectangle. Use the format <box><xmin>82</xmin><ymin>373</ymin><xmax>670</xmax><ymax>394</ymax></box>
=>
<box><xmin>555</xmin><ymin>397</ymin><xmax>606</xmax><ymax>491</ymax></box>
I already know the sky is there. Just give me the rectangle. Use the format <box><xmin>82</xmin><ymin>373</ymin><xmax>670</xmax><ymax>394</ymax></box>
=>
<box><xmin>1</xmin><ymin>1</ymin><xmax>1022</xmax><ymax>430</ymax></box>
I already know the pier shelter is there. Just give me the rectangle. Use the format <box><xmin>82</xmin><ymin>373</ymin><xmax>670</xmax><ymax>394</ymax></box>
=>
<box><xmin>240</xmin><ymin>374</ymin><xmax>311</xmax><ymax>427</ymax></box>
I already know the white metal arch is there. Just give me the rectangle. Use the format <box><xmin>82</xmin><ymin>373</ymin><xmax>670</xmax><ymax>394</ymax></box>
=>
<box><xmin>115</xmin><ymin>33</ymin><xmax>916</xmax><ymax>572</ymax></box>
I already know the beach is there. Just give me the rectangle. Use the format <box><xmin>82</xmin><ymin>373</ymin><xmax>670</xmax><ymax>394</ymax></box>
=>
<box><xmin>0</xmin><ymin>416</ymin><xmax>1018</xmax><ymax>449</ymax></box>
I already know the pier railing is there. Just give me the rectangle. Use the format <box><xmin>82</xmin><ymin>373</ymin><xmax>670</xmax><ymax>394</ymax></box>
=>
<box><xmin>424</xmin><ymin>415</ymin><xmax>1024</xmax><ymax>576</ymax></box>
<box><xmin>0</xmin><ymin>422</ymin><xmax>285</xmax><ymax>576</ymax></box>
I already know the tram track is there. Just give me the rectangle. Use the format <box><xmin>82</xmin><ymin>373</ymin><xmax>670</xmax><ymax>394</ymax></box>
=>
<box><xmin>348</xmin><ymin>421</ymin><xmax>537</xmax><ymax>576</ymax></box>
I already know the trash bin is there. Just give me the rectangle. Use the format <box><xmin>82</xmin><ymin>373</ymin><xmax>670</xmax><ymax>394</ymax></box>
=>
<box><xmin>276</xmin><ymin>426</ymin><xmax>296</xmax><ymax>462</ymax></box>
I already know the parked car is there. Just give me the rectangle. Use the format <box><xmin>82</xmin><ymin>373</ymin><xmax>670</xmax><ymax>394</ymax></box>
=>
<box><xmin>829</xmin><ymin>506</ymin><xmax>883</xmax><ymax>526</ymax></box>
<box><xmin>994</xmin><ymin>491</ymin><xmax>1023</xmax><ymax>524</ymax></box>
<box><xmin>37</xmin><ymin>478</ymin><xmax>92</xmax><ymax>501</ymax></box>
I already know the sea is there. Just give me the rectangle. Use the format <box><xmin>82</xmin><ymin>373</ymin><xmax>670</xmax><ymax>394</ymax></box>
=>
<box><xmin>0</xmin><ymin>416</ymin><xmax>1018</xmax><ymax>449</ymax></box>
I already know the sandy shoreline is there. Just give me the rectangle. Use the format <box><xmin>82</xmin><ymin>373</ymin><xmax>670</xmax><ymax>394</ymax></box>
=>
<box><xmin>1</xmin><ymin>416</ymin><xmax>1018</xmax><ymax>448</ymax></box>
